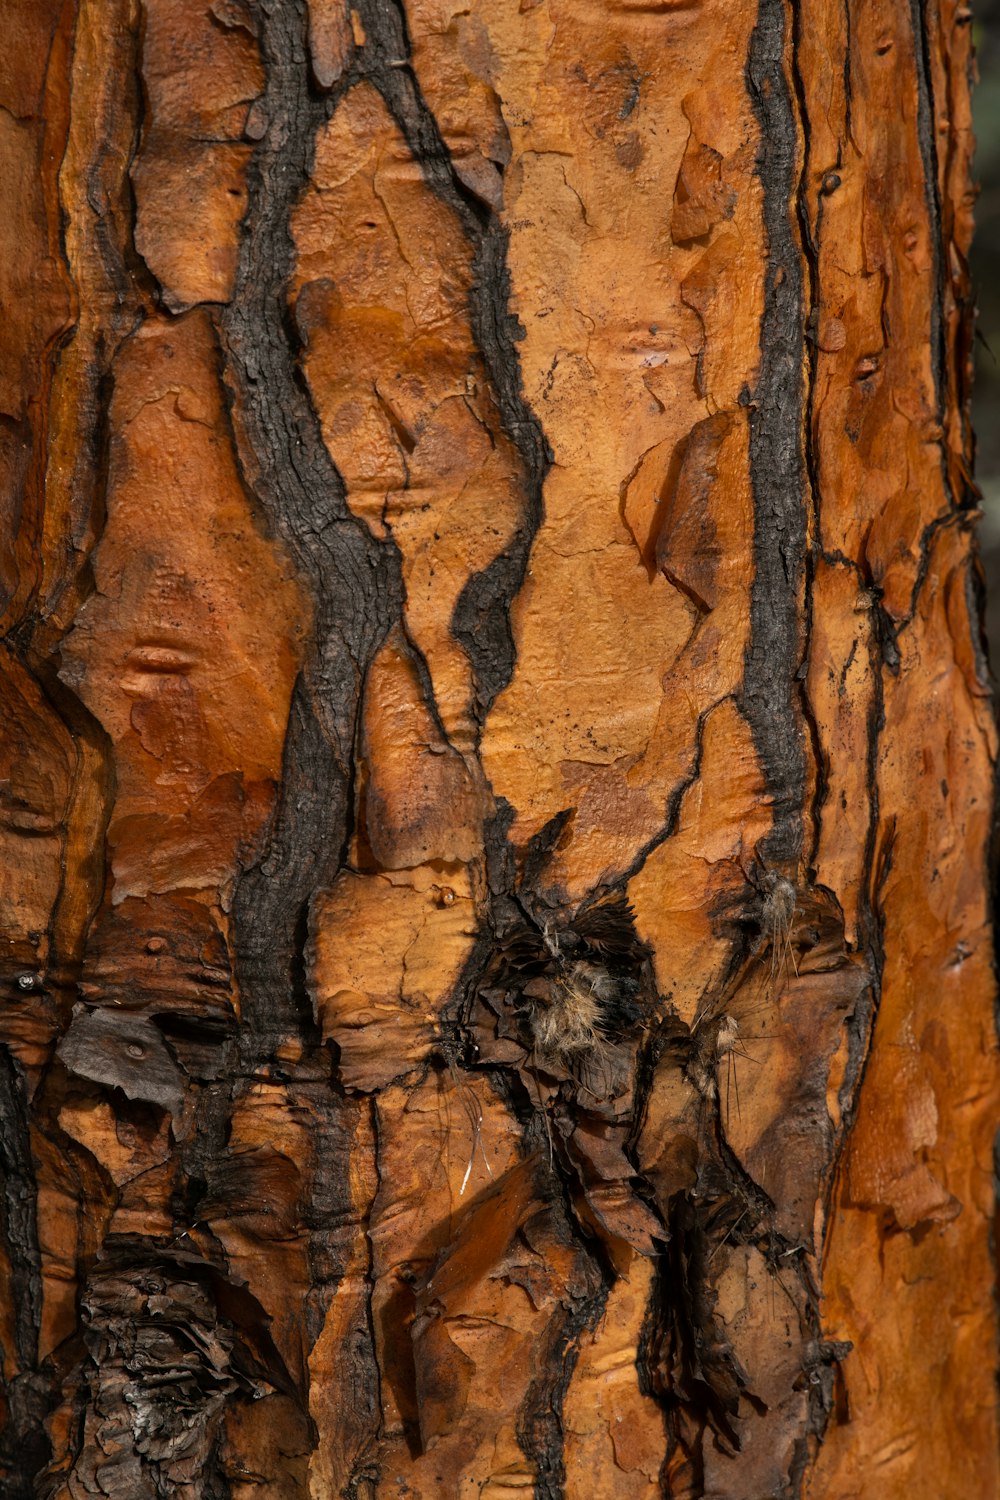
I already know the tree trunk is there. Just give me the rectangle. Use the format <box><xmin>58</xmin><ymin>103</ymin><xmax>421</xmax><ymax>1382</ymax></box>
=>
<box><xmin>1</xmin><ymin>0</ymin><xmax>996</xmax><ymax>1495</ymax></box>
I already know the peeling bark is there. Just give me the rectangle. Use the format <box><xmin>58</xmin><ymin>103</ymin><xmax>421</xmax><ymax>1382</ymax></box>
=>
<box><xmin>0</xmin><ymin>0</ymin><xmax>996</xmax><ymax>1496</ymax></box>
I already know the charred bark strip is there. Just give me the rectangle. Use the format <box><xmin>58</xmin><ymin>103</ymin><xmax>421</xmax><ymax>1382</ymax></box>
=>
<box><xmin>220</xmin><ymin>0</ymin><xmax>402</xmax><ymax>1048</ymax></box>
<box><xmin>351</xmin><ymin>0</ymin><xmax>550</xmax><ymax>720</ymax></box>
<box><xmin>0</xmin><ymin>1049</ymin><xmax>47</xmax><ymax>1496</ymax></box>
<box><xmin>517</xmin><ymin>1265</ymin><xmax>611</xmax><ymax>1500</ymax></box>
<box><xmin>70</xmin><ymin>1237</ymin><xmax>309</xmax><ymax>1499</ymax></box>
<box><xmin>743</xmin><ymin>0</ymin><xmax>808</xmax><ymax>866</ymax></box>
<box><xmin>788</xmin><ymin>3</ymin><xmax>828</xmax><ymax>882</ymax></box>
<box><xmin>211</xmin><ymin>9</ymin><xmax>407</xmax><ymax>1472</ymax></box>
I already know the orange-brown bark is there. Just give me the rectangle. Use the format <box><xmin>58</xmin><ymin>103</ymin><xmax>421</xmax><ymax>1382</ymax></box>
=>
<box><xmin>0</xmin><ymin>0</ymin><xmax>996</xmax><ymax>1496</ymax></box>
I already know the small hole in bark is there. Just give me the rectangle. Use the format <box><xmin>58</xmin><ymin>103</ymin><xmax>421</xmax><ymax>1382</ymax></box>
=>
<box><xmin>854</xmin><ymin>354</ymin><xmax>881</xmax><ymax>381</ymax></box>
<box><xmin>126</xmin><ymin>1042</ymin><xmax>146</xmax><ymax>1059</ymax></box>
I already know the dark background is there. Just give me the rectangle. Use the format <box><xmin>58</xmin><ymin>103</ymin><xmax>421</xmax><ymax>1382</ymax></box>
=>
<box><xmin>975</xmin><ymin>3</ymin><xmax>1000</xmax><ymax>658</ymax></box>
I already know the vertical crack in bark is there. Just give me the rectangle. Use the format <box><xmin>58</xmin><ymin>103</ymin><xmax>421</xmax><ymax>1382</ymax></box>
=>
<box><xmin>789</xmin><ymin>1</ymin><xmax>829</xmax><ymax>878</ymax></box>
<box><xmin>836</xmin><ymin>606</ymin><xmax>888</xmax><ymax>1134</ymax></box>
<box><xmin>907</xmin><ymin>0</ymin><xmax>948</xmax><ymax>463</ymax></box>
<box><xmin>743</xmin><ymin>0</ymin><xmax>808</xmax><ymax>868</ymax></box>
<box><xmin>743</xmin><ymin>5</ymin><xmax>867</xmax><ymax>1481</ymax></box>
<box><xmin>348</xmin><ymin>1094</ymin><xmax>382</xmax><ymax>1496</ymax></box>
<box><xmin>620</xmin><ymin>695</ymin><xmax>720</xmax><ymax>886</ymax></box>
<box><xmin>352</xmin><ymin>0</ymin><xmax>551</xmax><ymax>721</ymax></box>
<box><xmin>220</xmin><ymin>0</ymin><xmax>403</xmax><ymax>1049</ymax></box>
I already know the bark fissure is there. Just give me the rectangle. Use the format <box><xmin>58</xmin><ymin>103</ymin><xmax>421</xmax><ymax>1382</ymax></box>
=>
<box><xmin>621</xmin><ymin>694</ymin><xmax>724</xmax><ymax>887</ymax></box>
<box><xmin>352</xmin><ymin>0</ymin><xmax>551</xmax><ymax>723</ymax></box>
<box><xmin>790</xmin><ymin>1</ymin><xmax>828</xmax><ymax>877</ymax></box>
<box><xmin>221</xmin><ymin>0</ymin><xmax>403</xmax><ymax>1048</ymax></box>
<box><xmin>516</xmin><ymin>1264</ymin><xmax>612</xmax><ymax>1500</ymax></box>
<box><xmin>907</xmin><ymin>0</ymin><xmax>947</xmax><ymax>442</ymax></box>
<box><xmin>0</xmin><ymin>1048</ymin><xmax>47</xmax><ymax>1496</ymax></box>
<box><xmin>743</xmin><ymin>0</ymin><xmax>809</xmax><ymax>868</ymax></box>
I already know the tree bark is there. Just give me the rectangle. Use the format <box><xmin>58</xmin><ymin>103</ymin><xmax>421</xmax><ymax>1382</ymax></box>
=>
<box><xmin>0</xmin><ymin>0</ymin><xmax>996</xmax><ymax>1496</ymax></box>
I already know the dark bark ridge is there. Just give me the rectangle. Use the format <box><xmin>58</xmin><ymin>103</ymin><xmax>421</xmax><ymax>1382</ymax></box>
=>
<box><xmin>743</xmin><ymin>0</ymin><xmax>809</xmax><ymax>870</ymax></box>
<box><xmin>0</xmin><ymin>1049</ymin><xmax>47</xmax><ymax>1498</ymax></box>
<box><xmin>221</xmin><ymin>0</ymin><xmax>401</xmax><ymax>1053</ymax></box>
<box><xmin>352</xmin><ymin>0</ymin><xmax>551</xmax><ymax>725</ymax></box>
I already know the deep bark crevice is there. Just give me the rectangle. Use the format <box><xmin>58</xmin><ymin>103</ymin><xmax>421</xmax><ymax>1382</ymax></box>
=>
<box><xmin>742</xmin><ymin>0</ymin><xmax>809</xmax><ymax>870</ymax></box>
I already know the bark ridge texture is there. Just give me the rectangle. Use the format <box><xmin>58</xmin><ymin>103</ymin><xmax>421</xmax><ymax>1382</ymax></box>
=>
<box><xmin>0</xmin><ymin>0</ymin><xmax>995</xmax><ymax>1496</ymax></box>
